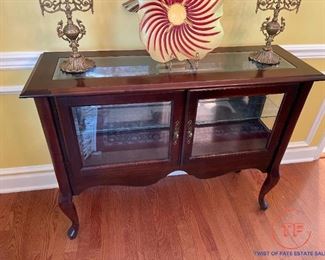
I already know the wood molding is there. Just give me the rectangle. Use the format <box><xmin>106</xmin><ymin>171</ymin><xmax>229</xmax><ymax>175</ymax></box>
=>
<box><xmin>305</xmin><ymin>100</ymin><xmax>325</xmax><ymax>145</ymax></box>
<box><xmin>281</xmin><ymin>44</ymin><xmax>325</xmax><ymax>59</ymax></box>
<box><xmin>0</xmin><ymin>51</ymin><xmax>42</xmax><ymax>70</ymax></box>
<box><xmin>287</xmin><ymin>141</ymin><xmax>309</xmax><ymax>148</ymax></box>
<box><xmin>0</xmin><ymin>164</ymin><xmax>58</xmax><ymax>193</ymax></box>
<box><xmin>281</xmin><ymin>146</ymin><xmax>319</xmax><ymax>164</ymax></box>
<box><xmin>287</xmin><ymin>99</ymin><xmax>325</xmax><ymax>149</ymax></box>
<box><xmin>0</xmin><ymin>164</ymin><xmax>54</xmax><ymax>176</ymax></box>
<box><xmin>0</xmin><ymin>85</ymin><xmax>24</xmax><ymax>94</ymax></box>
<box><xmin>0</xmin><ymin>44</ymin><xmax>324</xmax><ymax>70</ymax></box>
<box><xmin>316</xmin><ymin>134</ymin><xmax>325</xmax><ymax>158</ymax></box>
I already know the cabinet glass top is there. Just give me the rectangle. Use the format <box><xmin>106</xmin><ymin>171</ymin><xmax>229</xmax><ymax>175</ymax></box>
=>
<box><xmin>52</xmin><ymin>51</ymin><xmax>295</xmax><ymax>80</ymax></box>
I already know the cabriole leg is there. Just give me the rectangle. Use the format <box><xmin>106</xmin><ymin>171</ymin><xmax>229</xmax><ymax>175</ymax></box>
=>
<box><xmin>258</xmin><ymin>167</ymin><xmax>280</xmax><ymax>210</ymax></box>
<box><xmin>58</xmin><ymin>192</ymin><xmax>79</xmax><ymax>239</ymax></box>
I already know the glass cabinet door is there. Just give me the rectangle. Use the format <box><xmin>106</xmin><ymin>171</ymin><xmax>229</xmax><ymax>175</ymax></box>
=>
<box><xmin>187</xmin><ymin>93</ymin><xmax>285</xmax><ymax>158</ymax></box>
<box><xmin>71</xmin><ymin>102</ymin><xmax>172</xmax><ymax>167</ymax></box>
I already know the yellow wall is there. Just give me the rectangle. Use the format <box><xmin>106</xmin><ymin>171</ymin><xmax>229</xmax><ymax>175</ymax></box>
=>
<box><xmin>1</xmin><ymin>0</ymin><xmax>325</xmax><ymax>51</ymax></box>
<box><xmin>0</xmin><ymin>0</ymin><xmax>324</xmax><ymax>168</ymax></box>
<box><xmin>292</xmin><ymin>60</ymin><xmax>325</xmax><ymax>142</ymax></box>
<box><xmin>0</xmin><ymin>95</ymin><xmax>51</xmax><ymax>167</ymax></box>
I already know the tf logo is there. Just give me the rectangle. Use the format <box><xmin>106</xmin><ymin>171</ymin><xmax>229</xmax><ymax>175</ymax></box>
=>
<box><xmin>272</xmin><ymin>208</ymin><xmax>312</xmax><ymax>249</ymax></box>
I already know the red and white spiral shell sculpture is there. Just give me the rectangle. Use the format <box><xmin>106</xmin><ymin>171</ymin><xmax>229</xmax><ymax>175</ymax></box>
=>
<box><xmin>138</xmin><ymin>0</ymin><xmax>224</xmax><ymax>63</ymax></box>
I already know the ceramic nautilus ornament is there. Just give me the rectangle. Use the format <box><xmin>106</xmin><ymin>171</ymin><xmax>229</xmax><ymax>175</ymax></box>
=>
<box><xmin>136</xmin><ymin>0</ymin><xmax>224</xmax><ymax>63</ymax></box>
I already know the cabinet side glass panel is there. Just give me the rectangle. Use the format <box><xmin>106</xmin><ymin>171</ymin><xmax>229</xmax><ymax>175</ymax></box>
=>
<box><xmin>72</xmin><ymin>102</ymin><xmax>172</xmax><ymax>167</ymax></box>
<box><xmin>192</xmin><ymin>94</ymin><xmax>284</xmax><ymax>157</ymax></box>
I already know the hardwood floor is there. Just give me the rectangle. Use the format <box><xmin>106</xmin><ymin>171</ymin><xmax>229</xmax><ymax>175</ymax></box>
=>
<box><xmin>1</xmin><ymin>160</ymin><xmax>324</xmax><ymax>260</ymax></box>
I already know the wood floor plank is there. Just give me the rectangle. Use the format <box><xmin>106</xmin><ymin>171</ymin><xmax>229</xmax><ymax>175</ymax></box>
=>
<box><xmin>0</xmin><ymin>160</ymin><xmax>324</xmax><ymax>260</ymax></box>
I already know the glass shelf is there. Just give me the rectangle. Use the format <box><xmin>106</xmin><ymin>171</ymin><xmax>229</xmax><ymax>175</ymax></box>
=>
<box><xmin>192</xmin><ymin>119</ymin><xmax>271</xmax><ymax>157</ymax></box>
<box><xmin>53</xmin><ymin>51</ymin><xmax>295</xmax><ymax>80</ymax></box>
<box><xmin>72</xmin><ymin>101</ymin><xmax>171</xmax><ymax>166</ymax></box>
<box><xmin>191</xmin><ymin>94</ymin><xmax>284</xmax><ymax>157</ymax></box>
<box><xmin>196</xmin><ymin>95</ymin><xmax>282</xmax><ymax>126</ymax></box>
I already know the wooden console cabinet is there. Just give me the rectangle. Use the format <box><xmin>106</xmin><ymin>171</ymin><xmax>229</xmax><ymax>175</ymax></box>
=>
<box><xmin>21</xmin><ymin>46</ymin><xmax>325</xmax><ymax>239</ymax></box>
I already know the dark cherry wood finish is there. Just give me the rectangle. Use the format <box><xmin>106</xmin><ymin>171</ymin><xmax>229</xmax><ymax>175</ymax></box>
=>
<box><xmin>21</xmin><ymin>46</ymin><xmax>325</xmax><ymax>239</ymax></box>
<box><xmin>258</xmin><ymin>82</ymin><xmax>313</xmax><ymax>210</ymax></box>
<box><xmin>34</xmin><ymin>98</ymin><xmax>79</xmax><ymax>239</ymax></box>
<box><xmin>55</xmin><ymin>92</ymin><xmax>185</xmax><ymax>194</ymax></box>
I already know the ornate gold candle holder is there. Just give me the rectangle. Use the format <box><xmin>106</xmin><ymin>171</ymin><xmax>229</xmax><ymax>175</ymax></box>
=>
<box><xmin>39</xmin><ymin>0</ymin><xmax>95</xmax><ymax>73</ymax></box>
<box><xmin>249</xmin><ymin>0</ymin><xmax>302</xmax><ymax>65</ymax></box>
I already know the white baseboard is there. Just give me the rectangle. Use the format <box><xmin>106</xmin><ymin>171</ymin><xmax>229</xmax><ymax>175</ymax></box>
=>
<box><xmin>0</xmin><ymin>164</ymin><xmax>58</xmax><ymax>194</ymax></box>
<box><xmin>281</xmin><ymin>146</ymin><xmax>319</xmax><ymax>164</ymax></box>
<box><xmin>1</xmin><ymin>143</ymin><xmax>323</xmax><ymax>194</ymax></box>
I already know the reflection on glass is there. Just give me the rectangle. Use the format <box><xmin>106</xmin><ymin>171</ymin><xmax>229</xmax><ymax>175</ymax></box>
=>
<box><xmin>53</xmin><ymin>51</ymin><xmax>295</xmax><ymax>80</ymax></box>
<box><xmin>192</xmin><ymin>94</ymin><xmax>284</xmax><ymax>157</ymax></box>
<box><xmin>72</xmin><ymin>102</ymin><xmax>171</xmax><ymax>166</ymax></box>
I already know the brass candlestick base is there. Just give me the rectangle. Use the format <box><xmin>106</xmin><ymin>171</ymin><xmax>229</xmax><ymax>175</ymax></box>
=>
<box><xmin>40</xmin><ymin>0</ymin><xmax>95</xmax><ymax>73</ymax></box>
<box><xmin>60</xmin><ymin>54</ymin><xmax>95</xmax><ymax>73</ymax></box>
<box><xmin>249</xmin><ymin>0</ymin><xmax>302</xmax><ymax>65</ymax></box>
<box><xmin>249</xmin><ymin>47</ymin><xmax>280</xmax><ymax>65</ymax></box>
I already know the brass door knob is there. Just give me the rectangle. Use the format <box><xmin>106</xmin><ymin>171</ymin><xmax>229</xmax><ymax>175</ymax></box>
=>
<box><xmin>173</xmin><ymin>120</ymin><xmax>181</xmax><ymax>145</ymax></box>
<box><xmin>186</xmin><ymin>120</ymin><xmax>193</xmax><ymax>144</ymax></box>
